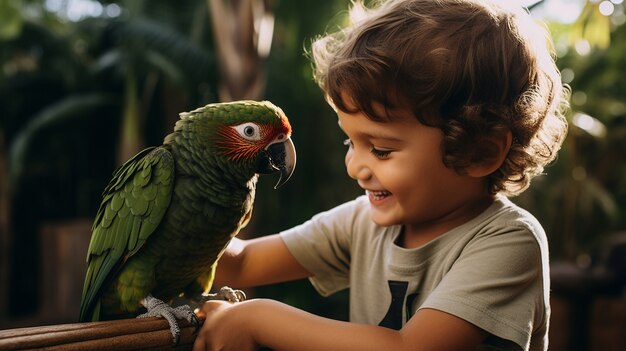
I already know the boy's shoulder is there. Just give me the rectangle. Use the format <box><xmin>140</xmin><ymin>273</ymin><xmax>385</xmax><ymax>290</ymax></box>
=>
<box><xmin>468</xmin><ymin>195</ymin><xmax>548</xmax><ymax>251</ymax></box>
<box><xmin>485</xmin><ymin>196</ymin><xmax>545</xmax><ymax>234</ymax></box>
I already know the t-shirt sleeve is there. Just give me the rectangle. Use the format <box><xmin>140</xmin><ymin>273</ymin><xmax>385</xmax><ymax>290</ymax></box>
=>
<box><xmin>420</xmin><ymin>224</ymin><xmax>546</xmax><ymax>351</ymax></box>
<box><xmin>280</xmin><ymin>198</ymin><xmax>362</xmax><ymax>296</ymax></box>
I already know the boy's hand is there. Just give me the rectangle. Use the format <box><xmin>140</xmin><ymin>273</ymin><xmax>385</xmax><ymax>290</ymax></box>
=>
<box><xmin>192</xmin><ymin>300</ymin><xmax>259</xmax><ymax>351</ymax></box>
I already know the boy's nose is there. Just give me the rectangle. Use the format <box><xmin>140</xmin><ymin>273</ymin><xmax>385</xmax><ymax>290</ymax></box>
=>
<box><xmin>345</xmin><ymin>148</ymin><xmax>372</xmax><ymax>181</ymax></box>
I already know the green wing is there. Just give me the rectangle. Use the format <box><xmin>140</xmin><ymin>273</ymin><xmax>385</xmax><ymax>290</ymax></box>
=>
<box><xmin>79</xmin><ymin>146</ymin><xmax>174</xmax><ymax>322</ymax></box>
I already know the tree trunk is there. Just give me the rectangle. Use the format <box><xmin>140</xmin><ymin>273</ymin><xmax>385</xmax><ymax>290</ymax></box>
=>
<box><xmin>208</xmin><ymin>0</ymin><xmax>273</xmax><ymax>101</ymax></box>
<box><xmin>117</xmin><ymin>70</ymin><xmax>145</xmax><ymax>166</ymax></box>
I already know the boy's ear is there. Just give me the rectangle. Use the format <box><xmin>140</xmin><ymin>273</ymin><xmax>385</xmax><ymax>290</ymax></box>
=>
<box><xmin>466</xmin><ymin>130</ymin><xmax>513</xmax><ymax>178</ymax></box>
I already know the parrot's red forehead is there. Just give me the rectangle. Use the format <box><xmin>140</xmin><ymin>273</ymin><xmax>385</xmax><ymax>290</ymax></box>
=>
<box><xmin>278</xmin><ymin>112</ymin><xmax>292</xmax><ymax>135</ymax></box>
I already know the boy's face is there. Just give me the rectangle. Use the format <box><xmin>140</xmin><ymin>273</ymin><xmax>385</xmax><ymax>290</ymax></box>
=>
<box><xmin>337</xmin><ymin>104</ymin><xmax>488</xmax><ymax>233</ymax></box>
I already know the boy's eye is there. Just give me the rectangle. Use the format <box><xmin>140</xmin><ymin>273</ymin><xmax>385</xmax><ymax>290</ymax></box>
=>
<box><xmin>370</xmin><ymin>147</ymin><xmax>392</xmax><ymax>159</ymax></box>
<box><xmin>343</xmin><ymin>138</ymin><xmax>353</xmax><ymax>148</ymax></box>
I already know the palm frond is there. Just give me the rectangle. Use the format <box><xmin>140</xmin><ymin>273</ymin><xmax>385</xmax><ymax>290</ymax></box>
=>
<box><xmin>9</xmin><ymin>93</ymin><xmax>119</xmax><ymax>189</ymax></box>
<box><xmin>108</xmin><ymin>17</ymin><xmax>215</xmax><ymax>83</ymax></box>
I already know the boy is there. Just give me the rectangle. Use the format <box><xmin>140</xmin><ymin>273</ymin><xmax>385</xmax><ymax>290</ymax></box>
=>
<box><xmin>193</xmin><ymin>0</ymin><xmax>569</xmax><ymax>350</ymax></box>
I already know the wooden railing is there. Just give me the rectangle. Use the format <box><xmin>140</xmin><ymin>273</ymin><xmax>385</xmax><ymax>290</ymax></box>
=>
<box><xmin>0</xmin><ymin>316</ymin><xmax>202</xmax><ymax>350</ymax></box>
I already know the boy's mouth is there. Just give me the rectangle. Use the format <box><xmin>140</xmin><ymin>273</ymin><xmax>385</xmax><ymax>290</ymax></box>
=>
<box><xmin>366</xmin><ymin>190</ymin><xmax>391</xmax><ymax>201</ymax></box>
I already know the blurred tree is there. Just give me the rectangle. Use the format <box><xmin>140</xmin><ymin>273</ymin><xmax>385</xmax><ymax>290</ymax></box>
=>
<box><xmin>209</xmin><ymin>0</ymin><xmax>272</xmax><ymax>101</ymax></box>
<box><xmin>516</xmin><ymin>0</ymin><xmax>626</xmax><ymax>262</ymax></box>
<box><xmin>0</xmin><ymin>0</ymin><xmax>79</xmax><ymax>319</ymax></box>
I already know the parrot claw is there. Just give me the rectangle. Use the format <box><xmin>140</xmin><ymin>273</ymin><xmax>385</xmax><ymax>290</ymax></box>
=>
<box><xmin>201</xmin><ymin>286</ymin><xmax>247</xmax><ymax>303</ymax></box>
<box><xmin>138</xmin><ymin>295</ymin><xmax>198</xmax><ymax>345</ymax></box>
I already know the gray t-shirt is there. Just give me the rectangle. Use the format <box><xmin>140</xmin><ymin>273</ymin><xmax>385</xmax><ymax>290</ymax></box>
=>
<box><xmin>280</xmin><ymin>195</ymin><xmax>550</xmax><ymax>351</ymax></box>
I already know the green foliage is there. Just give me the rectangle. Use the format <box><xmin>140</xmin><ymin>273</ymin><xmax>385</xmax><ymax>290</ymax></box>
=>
<box><xmin>2</xmin><ymin>1</ymin><xmax>220</xmax><ymax>192</ymax></box>
<box><xmin>9</xmin><ymin>93</ymin><xmax>118</xmax><ymax>189</ymax></box>
<box><xmin>515</xmin><ymin>4</ymin><xmax>626</xmax><ymax>261</ymax></box>
<box><xmin>0</xmin><ymin>0</ymin><xmax>23</xmax><ymax>41</ymax></box>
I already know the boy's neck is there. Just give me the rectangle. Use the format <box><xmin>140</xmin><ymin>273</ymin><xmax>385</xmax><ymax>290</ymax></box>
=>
<box><xmin>396</xmin><ymin>195</ymin><xmax>496</xmax><ymax>249</ymax></box>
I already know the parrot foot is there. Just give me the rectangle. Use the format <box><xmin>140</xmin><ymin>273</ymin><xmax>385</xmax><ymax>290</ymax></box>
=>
<box><xmin>138</xmin><ymin>294</ymin><xmax>199</xmax><ymax>345</ymax></box>
<box><xmin>201</xmin><ymin>286</ymin><xmax>247</xmax><ymax>303</ymax></box>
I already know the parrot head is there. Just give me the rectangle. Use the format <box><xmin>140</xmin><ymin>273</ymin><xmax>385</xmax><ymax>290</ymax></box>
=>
<box><xmin>172</xmin><ymin>100</ymin><xmax>296</xmax><ymax>188</ymax></box>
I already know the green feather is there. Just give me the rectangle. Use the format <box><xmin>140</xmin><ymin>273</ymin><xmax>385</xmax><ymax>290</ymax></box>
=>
<box><xmin>79</xmin><ymin>147</ymin><xmax>174</xmax><ymax>322</ymax></box>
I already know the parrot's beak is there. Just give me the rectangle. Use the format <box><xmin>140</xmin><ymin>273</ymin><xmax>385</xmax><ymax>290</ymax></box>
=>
<box><xmin>258</xmin><ymin>137</ymin><xmax>296</xmax><ymax>189</ymax></box>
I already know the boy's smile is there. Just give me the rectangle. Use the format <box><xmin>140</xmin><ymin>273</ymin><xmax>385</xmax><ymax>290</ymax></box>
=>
<box><xmin>337</xmin><ymin>104</ymin><xmax>493</xmax><ymax>246</ymax></box>
<box><xmin>366</xmin><ymin>189</ymin><xmax>392</xmax><ymax>205</ymax></box>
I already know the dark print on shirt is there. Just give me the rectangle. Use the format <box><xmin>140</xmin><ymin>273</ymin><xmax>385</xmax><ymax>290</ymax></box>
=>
<box><xmin>378</xmin><ymin>280</ymin><xmax>418</xmax><ymax>330</ymax></box>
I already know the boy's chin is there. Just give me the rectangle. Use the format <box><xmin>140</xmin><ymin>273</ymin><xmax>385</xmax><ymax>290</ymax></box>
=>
<box><xmin>367</xmin><ymin>208</ymin><xmax>400</xmax><ymax>227</ymax></box>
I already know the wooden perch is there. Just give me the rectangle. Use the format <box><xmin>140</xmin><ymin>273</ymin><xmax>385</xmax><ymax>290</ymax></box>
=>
<box><xmin>0</xmin><ymin>316</ymin><xmax>202</xmax><ymax>350</ymax></box>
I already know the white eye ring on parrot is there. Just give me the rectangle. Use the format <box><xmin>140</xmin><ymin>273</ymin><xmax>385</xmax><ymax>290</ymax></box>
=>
<box><xmin>233</xmin><ymin>123</ymin><xmax>262</xmax><ymax>141</ymax></box>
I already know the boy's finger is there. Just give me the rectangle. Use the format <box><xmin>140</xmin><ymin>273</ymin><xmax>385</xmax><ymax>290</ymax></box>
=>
<box><xmin>193</xmin><ymin>307</ymin><xmax>206</xmax><ymax>318</ymax></box>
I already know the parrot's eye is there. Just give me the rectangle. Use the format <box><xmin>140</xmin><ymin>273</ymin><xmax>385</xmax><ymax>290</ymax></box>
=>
<box><xmin>233</xmin><ymin>123</ymin><xmax>262</xmax><ymax>141</ymax></box>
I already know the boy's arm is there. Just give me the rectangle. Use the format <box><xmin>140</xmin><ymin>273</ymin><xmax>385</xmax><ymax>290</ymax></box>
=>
<box><xmin>213</xmin><ymin>235</ymin><xmax>312</xmax><ymax>288</ymax></box>
<box><xmin>193</xmin><ymin>298</ymin><xmax>489</xmax><ymax>351</ymax></box>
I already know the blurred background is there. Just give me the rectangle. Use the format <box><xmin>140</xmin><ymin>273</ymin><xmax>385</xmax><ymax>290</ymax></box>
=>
<box><xmin>0</xmin><ymin>0</ymin><xmax>624</xmax><ymax>350</ymax></box>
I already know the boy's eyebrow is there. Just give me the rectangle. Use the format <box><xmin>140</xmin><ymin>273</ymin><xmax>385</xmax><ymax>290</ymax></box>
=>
<box><xmin>364</xmin><ymin>132</ymin><xmax>403</xmax><ymax>142</ymax></box>
<box><xmin>337</xmin><ymin>119</ymin><xmax>403</xmax><ymax>142</ymax></box>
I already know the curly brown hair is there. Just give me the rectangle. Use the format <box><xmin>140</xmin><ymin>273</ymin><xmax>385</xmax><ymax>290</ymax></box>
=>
<box><xmin>311</xmin><ymin>0</ymin><xmax>569</xmax><ymax>196</ymax></box>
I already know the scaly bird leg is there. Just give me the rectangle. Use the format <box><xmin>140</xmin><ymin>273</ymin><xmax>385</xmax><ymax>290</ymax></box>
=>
<box><xmin>138</xmin><ymin>294</ymin><xmax>199</xmax><ymax>345</ymax></box>
<box><xmin>199</xmin><ymin>286</ymin><xmax>247</xmax><ymax>303</ymax></box>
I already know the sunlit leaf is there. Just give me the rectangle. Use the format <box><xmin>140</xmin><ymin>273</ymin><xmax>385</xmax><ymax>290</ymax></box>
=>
<box><xmin>0</xmin><ymin>0</ymin><xmax>23</xmax><ymax>40</ymax></box>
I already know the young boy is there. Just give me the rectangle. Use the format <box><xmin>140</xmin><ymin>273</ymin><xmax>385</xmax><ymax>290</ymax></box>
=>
<box><xmin>193</xmin><ymin>0</ymin><xmax>569</xmax><ymax>350</ymax></box>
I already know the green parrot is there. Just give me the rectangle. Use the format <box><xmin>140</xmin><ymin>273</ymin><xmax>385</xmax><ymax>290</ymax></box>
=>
<box><xmin>78</xmin><ymin>100</ymin><xmax>296</xmax><ymax>342</ymax></box>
